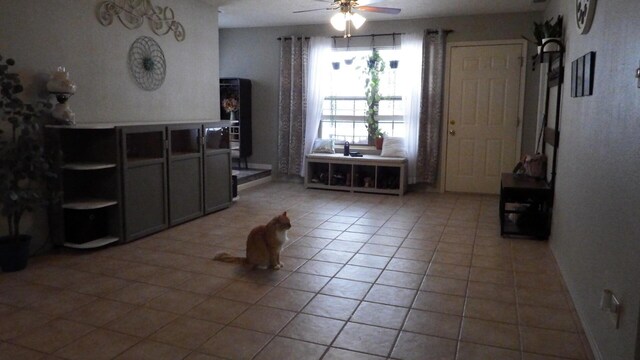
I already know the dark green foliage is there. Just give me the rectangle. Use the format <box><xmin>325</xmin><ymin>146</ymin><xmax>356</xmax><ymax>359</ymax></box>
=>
<box><xmin>522</xmin><ymin>16</ymin><xmax>563</xmax><ymax>70</ymax></box>
<box><xmin>523</xmin><ymin>15</ymin><xmax>563</xmax><ymax>46</ymax></box>
<box><xmin>0</xmin><ymin>54</ymin><xmax>56</xmax><ymax>239</ymax></box>
<box><xmin>363</xmin><ymin>48</ymin><xmax>385</xmax><ymax>144</ymax></box>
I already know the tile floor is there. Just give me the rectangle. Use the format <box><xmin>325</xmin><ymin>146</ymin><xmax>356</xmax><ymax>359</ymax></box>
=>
<box><xmin>0</xmin><ymin>182</ymin><xmax>594</xmax><ymax>360</ymax></box>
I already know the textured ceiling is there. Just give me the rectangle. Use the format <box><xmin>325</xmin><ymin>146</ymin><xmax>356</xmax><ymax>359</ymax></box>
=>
<box><xmin>214</xmin><ymin>0</ymin><xmax>547</xmax><ymax>28</ymax></box>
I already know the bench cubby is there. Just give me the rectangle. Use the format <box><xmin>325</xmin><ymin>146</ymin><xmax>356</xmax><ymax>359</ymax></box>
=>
<box><xmin>305</xmin><ymin>154</ymin><xmax>407</xmax><ymax>195</ymax></box>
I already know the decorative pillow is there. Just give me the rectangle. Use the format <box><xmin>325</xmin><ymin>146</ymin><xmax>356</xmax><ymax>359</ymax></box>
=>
<box><xmin>380</xmin><ymin>136</ymin><xmax>407</xmax><ymax>158</ymax></box>
<box><xmin>311</xmin><ymin>138</ymin><xmax>335</xmax><ymax>154</ymax></box>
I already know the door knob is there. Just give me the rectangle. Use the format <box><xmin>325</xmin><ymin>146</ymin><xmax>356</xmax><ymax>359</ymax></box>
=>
<box><xmin>450</xmin><ymin>120</ymin><xmax>456</xmax><ymax>125</ymax></box>
<box><xmin>449</xmin><ymin>129</ymin><xmax>456</xmax><ymax>136</ymax></box>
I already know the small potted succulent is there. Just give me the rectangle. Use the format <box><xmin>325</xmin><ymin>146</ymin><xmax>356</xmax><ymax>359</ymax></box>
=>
<box><xmin>0</xmin><ymin>54</ymin><xmax>56</xmax><ymax>272</ymax></box>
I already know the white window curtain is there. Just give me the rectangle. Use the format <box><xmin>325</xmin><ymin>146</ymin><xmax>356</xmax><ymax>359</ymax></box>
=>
<box><xmin>399</xmin><ymin>33</ymin><xmax>424</xmax><ymax>184</ymax></box>
<box><xmin>301</xmin><ymin>36</ymin><xmax>332</xmax><ymax>177</ymax></box>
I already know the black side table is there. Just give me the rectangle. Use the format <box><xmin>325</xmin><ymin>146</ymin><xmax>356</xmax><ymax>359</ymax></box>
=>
<box><xmin>499</xmin><ymin>173</ymin><xmax>553</xmax><ymax>239</ymax></box>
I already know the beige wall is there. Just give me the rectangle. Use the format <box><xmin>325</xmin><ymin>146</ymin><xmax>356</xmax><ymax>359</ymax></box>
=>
<box><xmin>542</xmin><ymin>1</ymin><xmax>640</xmax><ymax>359</ymax></box>
<box><xmin>0</xmin><ymin>0</ymin><xmax>221</xmax><ymax>250</ymax></box>
<box><xmin>219</xmin><ymin>12</ymin><xmax>543</xmax><ymax>169</ymax></box>
<box><xmin>0</xmin><ymin>0</ymin><xmax>220</xmax><ymax>123</ymax></box>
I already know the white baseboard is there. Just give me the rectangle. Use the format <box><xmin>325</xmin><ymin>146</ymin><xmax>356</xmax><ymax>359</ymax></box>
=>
<box><xmin>238</xmin><ymin>175</ymin><xmax>272</xmax><ymax>191</ymax></box>
<box><xmin>235</xmin><ymin>162</ymin><xmax>272</xmax><ymax>170</ymax></box>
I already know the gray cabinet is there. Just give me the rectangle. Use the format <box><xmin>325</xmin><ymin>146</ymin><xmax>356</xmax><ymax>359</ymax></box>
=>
<box><xmin>203</xmin><ymin>124</ymin><xmax>232</xmax><ymax>213</ymax></box>
<box><xmin>121</xmin><ymin>126</ymin><xmax>168</xmax><ymax>241</ymax></box>
<box><xmin>50</xmin><ymin>121</ymin><xmax>232</xmax><ymax>246</ymax></box>
<box><xmin>168</xmin><ymin>124</ymin><xmax>204</xmax><ymax>225</ymax></box>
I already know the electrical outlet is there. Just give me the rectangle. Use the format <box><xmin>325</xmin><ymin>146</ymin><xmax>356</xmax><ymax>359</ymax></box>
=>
<box><xmin>600</xmin><ymin>289</ymin><xmax>622</xmax><ymax>329</ymax></box>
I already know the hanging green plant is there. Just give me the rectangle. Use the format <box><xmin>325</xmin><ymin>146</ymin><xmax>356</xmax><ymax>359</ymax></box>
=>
<box><xmin>363</xmin><ymin>48</ymin><xmax>385</xmax><ymax>145</ymax></box>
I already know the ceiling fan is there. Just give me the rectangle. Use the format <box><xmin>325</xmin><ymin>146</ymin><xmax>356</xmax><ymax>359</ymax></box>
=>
<box><xmin>294</xmin><ymin>0</ymin><xmax>401</xmax><ymax>37</ymax></box>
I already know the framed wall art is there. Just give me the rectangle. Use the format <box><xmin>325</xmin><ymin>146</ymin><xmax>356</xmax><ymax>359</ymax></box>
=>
<box><xmin>571</xmin><ymin>51</ymin><xmax>596</xmax><ymax>97</ymax></box>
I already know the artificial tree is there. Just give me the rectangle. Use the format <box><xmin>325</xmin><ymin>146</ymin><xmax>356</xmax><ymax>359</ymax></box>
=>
<box><xmin>0</xmin><ymin>54</ymin><xmax>56</xmax><ymax>271</ymax></box>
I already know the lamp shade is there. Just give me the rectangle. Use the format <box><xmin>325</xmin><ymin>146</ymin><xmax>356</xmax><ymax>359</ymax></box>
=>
<box><xmin>351</xmin><ymin>13</ymin><xmax>366</xmax><ymax>29</ymax></box>
<box><xmin>331</xmin><ymin>13</ymin><xmax>346</xmax><ymax>31</ymax></box>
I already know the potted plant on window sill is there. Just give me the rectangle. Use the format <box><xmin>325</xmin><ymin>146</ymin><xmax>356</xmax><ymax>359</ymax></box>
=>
<box><xmin>0</xmin><ymin>54</ymin><xmax>56</xmax><ymax>272</ymax></box>
<box><xmin>363</xmin><ymin>48</ymin><xmax>385</xmax><ymax>150</ymax></box>
<box><xmin>523</xmin><ymin>15</ymin><xmax>563</xmax><ymax>69</ymax></box>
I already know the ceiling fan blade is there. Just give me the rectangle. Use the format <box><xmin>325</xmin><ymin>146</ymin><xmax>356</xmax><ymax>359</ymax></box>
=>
<box><xmin>356</xmin><ymin>6</ymin><xmax>401</xmax><ymax>15</ymax></box>
<box><xmin>293</xmin><ymin>7</ymin><xmax>332</xmax><ymax>13</ymax></box>
<box><xmin>357</xmin><ymin>0</ymin><xmax>384</xmax><ymax>5</ymax></box>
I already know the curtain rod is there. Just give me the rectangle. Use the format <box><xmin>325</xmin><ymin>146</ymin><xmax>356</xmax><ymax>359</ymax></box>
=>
<box><xmin>276</xmin><ymin>34</ymin><xmax>401</xmax><ymax>41</ymax></box>
<box><xmin>427</xmin><ymin>29</ymin><xmax>454</xmax><ymax>34</ymax></box>
<box><xmin>277</xmin><ymin>36</ymin><xmax>310</xmax><ymax>40</ymax></box>
<box><xmin>277</xmin><ymin>29</ymin><xmax>453</xmax><ymax>41</ymax></box>
<box><xmin>330</xmin><ymin>32</ymin><xmax>404</xmax><ymax>39</ymax></box>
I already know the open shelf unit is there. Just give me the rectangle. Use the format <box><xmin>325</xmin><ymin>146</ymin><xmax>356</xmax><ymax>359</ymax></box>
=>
<box><xmin>48</xmin><ymin>127</ymin><xmax>122</xmax><ymax>248</ymax></box>
<box><xmin>305</xmin><ymin>154</ymin><xmax>407</xmax><ymax>196</ymax></box>
<box><xmin>499</xmin><ymin>173</ymin><xmax>553</xmax><ymax>239</ymax></box>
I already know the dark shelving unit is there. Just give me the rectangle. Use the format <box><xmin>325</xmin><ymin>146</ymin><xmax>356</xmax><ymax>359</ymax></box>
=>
<box><xmin>220</xmin><ymin>78</ymin><xmax>252</xmax><ymax>169</ymax></box>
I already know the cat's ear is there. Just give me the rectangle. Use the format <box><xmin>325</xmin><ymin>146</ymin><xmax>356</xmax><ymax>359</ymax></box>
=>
<box><xmin>282</xmin><ymin>211</ymin><xmax>287</xmax><ymax>217</ymax></box>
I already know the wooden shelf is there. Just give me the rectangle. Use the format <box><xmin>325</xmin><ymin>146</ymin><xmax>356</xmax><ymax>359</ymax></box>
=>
<box><xmin>499</xmin><ymin>173</ymin><xmax>553</xmax><ymax>239</ymax></box>
<box><xmin>63</xmin><ymin>199</ymin><xmax>118</xmax><ymax>210</ymax></box>
<box><xmin>63</xmin><ymin>236</ymin><xmax>119</xmax><ymax>249</ymax></box>
<box><xmin>63</xmin><ymin>162</ymin><xmax>116</xmax><ymax>170</ymax></box>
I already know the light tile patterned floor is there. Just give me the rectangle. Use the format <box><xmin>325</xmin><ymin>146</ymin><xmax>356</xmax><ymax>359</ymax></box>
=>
<box><xmin>0</xmin><ymin>182</ymin><xmax>594</xmax><ymax>360</ymax></box>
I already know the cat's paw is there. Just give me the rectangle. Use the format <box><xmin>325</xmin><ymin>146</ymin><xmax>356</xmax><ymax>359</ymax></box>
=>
<box><xmin>273</xmin><ymin>263</ymin><xmax>283</xmax><ymax>270</ymax></box>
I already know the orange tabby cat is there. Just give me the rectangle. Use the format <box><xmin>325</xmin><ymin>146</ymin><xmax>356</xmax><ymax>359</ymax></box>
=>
<box><xmin>213</xmin><ymin>212</ymin><xmax>291</xmax><ymax>269</ymax></box>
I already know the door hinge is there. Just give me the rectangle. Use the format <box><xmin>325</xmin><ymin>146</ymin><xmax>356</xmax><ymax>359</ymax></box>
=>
<box><xmin>517</xmin><ymin>117</ymin><xmax>521</xmax><ymax>127</ymax></box>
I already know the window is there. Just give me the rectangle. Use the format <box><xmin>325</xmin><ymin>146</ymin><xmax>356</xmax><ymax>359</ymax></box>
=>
<box><xmin>318</xmin><ymin>49</ymin><xmax>403</xmax><ymax>145</ymax></box>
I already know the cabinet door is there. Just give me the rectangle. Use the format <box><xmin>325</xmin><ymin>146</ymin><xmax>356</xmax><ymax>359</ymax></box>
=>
<box><xmin>168</xmin><ymin>124</ymin><xmax>204</xmax><ymax>226</ymax></box>
<box><xmin>121</xmin><ymin>126</ymin><xmax>168</xmax><ymax>241</ymax></box>
<box><xmin>204</xmin><ymin>125</ymin><xmax>231</xmax><ymax>213</ymax></box>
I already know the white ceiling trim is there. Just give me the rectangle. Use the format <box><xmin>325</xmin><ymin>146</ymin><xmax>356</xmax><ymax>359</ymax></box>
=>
<box><xmin>212</xmin><ymin>0</ymin><xmax>546</xmax><ymax>29</ymax></box>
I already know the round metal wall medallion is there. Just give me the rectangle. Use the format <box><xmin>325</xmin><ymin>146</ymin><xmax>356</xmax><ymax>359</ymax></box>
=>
<box><xmin>576</xmin><ymin>0</ymin><xmax>597</xmax><ymax>34</ymax></box>
<box><xmin>128</xmin><ymin>36</ymin><xmax>166</xmax><ymax>91</ymax></box>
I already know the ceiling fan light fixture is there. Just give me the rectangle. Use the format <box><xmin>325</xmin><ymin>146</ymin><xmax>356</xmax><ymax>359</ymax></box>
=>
<box><xmin>351</xmin><ymin>12</ymin><xmax>366</xmax><ymax>29</ymax></box>
<box><xmin>330</xmin><ymin>12</ymin><xmax>347</xmax><ymax>31</ymax></box>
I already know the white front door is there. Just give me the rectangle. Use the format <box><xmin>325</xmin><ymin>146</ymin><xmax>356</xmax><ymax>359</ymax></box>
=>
<box><xmin>445</xmin><ymin>43</ymin><xmax>524</xmax><ymax>194</ymax></box>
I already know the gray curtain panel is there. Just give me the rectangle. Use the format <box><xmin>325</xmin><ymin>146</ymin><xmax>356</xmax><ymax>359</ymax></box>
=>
<box><xmin>416</xmin><ymin>30</ymin><xmax>448</xmax><ymax>184</ymax></box>
<box><xmin>278</xmin><ymin>37</ymin><xmax>309</xmax><ymax>175</ymax></box>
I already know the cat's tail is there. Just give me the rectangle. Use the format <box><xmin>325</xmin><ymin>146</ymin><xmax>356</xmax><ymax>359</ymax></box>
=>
<box><xmin>213</xmin><ymin>252</ymin><xmax>246</xmax><ymax>264</ymax></box>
